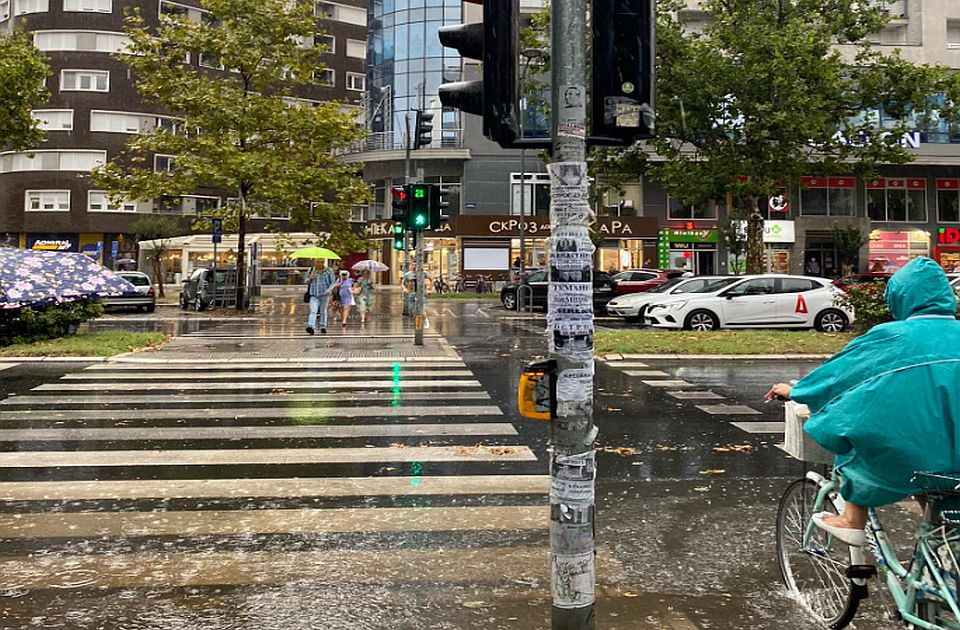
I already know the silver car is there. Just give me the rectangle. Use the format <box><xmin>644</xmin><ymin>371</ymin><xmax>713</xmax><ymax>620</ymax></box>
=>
<box><xmin>103</xmin><ymin>271</ymin><xmax>156</xmax><ymax>313</ymax></box>
<box><xmin>606</xmin><ymin>276</ymin><xmax>735</xmax><ymax>322</ymax></box>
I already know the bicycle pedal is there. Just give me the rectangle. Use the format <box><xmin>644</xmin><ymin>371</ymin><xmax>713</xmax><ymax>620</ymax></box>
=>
<box><xmin>846</xmin><ymin>564</ymin><xmax>878</xmax><ymax>579</ymax></box>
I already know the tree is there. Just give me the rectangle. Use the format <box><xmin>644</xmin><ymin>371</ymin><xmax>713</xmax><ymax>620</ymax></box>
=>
<box><xmin>833</xmin><ymin>224</ymin><xmax>865</xmax><ymax>275</ymax></box>
<box><xmin>609</xmin><ymin>0</ymin><xmax>960</xmax><ymax>273</ymax></box>
<box><xmin>720</xmin><ymin>208</ymin><xmax>748</xmax><ymax>274</ymax></box>
<box><xmin>0</xmin><ymin>31</ymin><xmax>50</xmax><ymax>151</ymax></box>
<box><xmin>93</xmin><ymin>0</ymin><xmax>370</xmax><ymax>310</ymax></box>
<box><xmin>129</xmin><ymin>215</ymin><xmax>184</xmax><ymax>298</ymax></box>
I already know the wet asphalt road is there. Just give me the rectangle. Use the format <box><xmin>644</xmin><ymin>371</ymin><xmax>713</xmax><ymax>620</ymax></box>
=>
<box><xmin>0</xmin><ymin>296</ymin><xmax>903</xmax><ymax>629</ymax></box>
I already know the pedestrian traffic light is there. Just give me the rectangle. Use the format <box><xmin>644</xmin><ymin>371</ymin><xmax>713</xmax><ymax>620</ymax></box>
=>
<box><xmin>406</xmin><ymin>184</ymin><xmax>430</xmax><ymax>230</ymax></box>
<box><xmin>591</xmin><ymin>0</ymin><xmax>656</xmax><ymax>143</ymax></box>
<box><xmin>430</xmin><ymin>185</ymin><xmax>451</xmax><ymax>228</ymax></box>
<box><xmin>392</xmin><ymin>224</ymin><xmax>405</xmax><ymax>251</ymax></box>
<box><xmin>391</xmin><ymin>185</ymin><xmax>409</xmax><ymax>222</ymax></box>
<box><xmin>438</xmin><ymin>0</ymin><xmax>521</xmax><ymax>148</ymax></box>
<box><xmin>413</xmin><ymin>110</ymin><xmax>434</xmax><ymax>150</ymax></box>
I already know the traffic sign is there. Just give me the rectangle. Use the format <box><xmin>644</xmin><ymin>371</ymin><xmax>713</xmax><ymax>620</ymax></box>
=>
<box><xmin>212</xmin><ymin>218</ymin><xmax>223</xmax><ymax>244</ymax></box>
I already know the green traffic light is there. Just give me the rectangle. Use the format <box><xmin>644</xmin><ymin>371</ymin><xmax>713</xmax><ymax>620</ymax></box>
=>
<box><xmin>415</xmin><ymin>214</ymin><xmax>427</xmax><ymax>226</ymax></box>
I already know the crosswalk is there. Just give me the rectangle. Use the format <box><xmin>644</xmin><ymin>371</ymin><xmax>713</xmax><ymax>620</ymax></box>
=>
<box><xmin>0</xmin><ymin>351</ymin><xmax>550</xmax><ymax>602</ymax></box>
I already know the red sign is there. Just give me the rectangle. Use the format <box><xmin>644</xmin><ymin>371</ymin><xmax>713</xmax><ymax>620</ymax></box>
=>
<box><xmin>940</xmin><ymin>228</ymin><xmax>960</xmax><ymax>244</ymax></box>
<box><xmin>937</xmin><ymin>179</ymin><xmax>960</xmax><ymax>191</ymax></box>
<box><xmin>795</xmin><ymin>295</ymin><xmax>808</xmax><ymax>314</ymax></box>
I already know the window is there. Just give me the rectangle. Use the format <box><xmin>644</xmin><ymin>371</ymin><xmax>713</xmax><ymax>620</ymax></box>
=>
<box><xmin>154</xmin><ymin>154</ymin><xmax>176</xmax><ymax>172</ymax></box>
<box><xmin>31</xmin><ymin>109</ymin><xmax>74</xmax><ymax>131</ymax></box>
<box><xmin>90</xmin><ymin>110</ymin><xmax>150</xmax><ymax>133</ymax></box>
<box><xmin>156</xmin><ymin>115</ymin><xmax>183</xmax><ymax>134</ymax></box>
<box><xmin>938</xmin><ymin>179</ymin><xmax>960</xmax><ymax>223</ymax></box>
<box><xmin>317</xmin><ymin>68</ymin><xmax>335</xmax><ymax>86</ymax></box>
<box><xmin>511</xmin><ymin>173</ymin><xmax>550</xmax><ymax>216</ymax></box>
<box><xmin>34</xmin><ymin>31</ymin><xmax>131</xmax><ymax>53</ymax></box>
<box><xmin>779</xmin><ymin>278</ymin><xmax>818</xmax><ymax>293</ymax></box>
<box><xmin>199</xmin><ymin>51</ymin><xmax>224</xmax><ymax>69</ymax></box>
<box><xmin>61</xmin><ymin>70</ymin><xmax>110</xmax><ymax>92</ymax></box>
<box><xmin>0</xmin><ymin>150</ymin><xmax>105</xmax><ymax>173</ymax></box>
<box><xmin>0</xmin><ymin>0</ymin><xmax>9</xmax><ymax>21</ymax></box>
<box><xmin>25</xmin><ymin>190</ymin><xmax>69</xmax><ymax>212</ymax></box>
<box><xmin>315</xmin><ymin>2</ymin><xmax>365</xmax><ymax>25</ymax></box>
<box><xmin>159</xmin><ymin>0</ymin><xmax>190</xmax><ymax>19</ymax></box>
<box><xmin>63</xmin><ymin>0</ymin><xmax>111</xmax><ymax>12</ymax></box>
<box><xmin>346</xmin><ymin>72</ymin><xmax>365</xmax><ymax>91</ymax></box>
<box><xmin>949</xmin><ymin>20</ymin><xmax>960</xmax><ymax>49</ymax></box>
<box><xmin>346</xmin><ymin>39</ymin><xmax>365</xmax><ymax>59</ymax></box>
<box><xmin>668</xmin><ymin>197</ymin><xmax>719</xmax><ymax>220</ymax></box>
<box><xmin>182</xmin><ymin>195</ymin><xmax>220</xmax><ymax>215</ymax></box>
<box><xmin>799</xmin><ymin>176</ymin><xmax>857</xmax><ymax>216</ymax></box>
<box><xmin>88</xmin><ymin>191</ymin><xmax>137</xmax><ymax>213</ymax></box>
<box><xmin>866</xmin><ymin>178</ymin><xmax>927</xmax><ymax>222</ymax></box>
<box><xmin>316</xmin><ymin>34</ymin><xmax>334</xmax><ymax>52</ymax></box>
<box><xmin>14</xmin><ymin>0</ymin><xmax>47</xmax><ymax>16</ymax></box>
<box><xmin>727</xmin><ymin>278</ymin><xmax>775</xmax><ymax>296</ymax></box>
<box><xmin>314</xmin><ymin>2</ymin><xmax>334</xmax><ymax>18</ymax></box>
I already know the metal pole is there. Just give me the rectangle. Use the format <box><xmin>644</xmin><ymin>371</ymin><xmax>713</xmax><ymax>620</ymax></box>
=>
<box><xmin>212</xmin><ymin>239</ymin><xmax>217</xmax><ymax>309</ymax></box>
<box><xmin>548</xmin><ymin>0</ymin><xmax>596</xmax><ymax>628</ymax></box>
<box><xmin>402</xmin><ymin>114</ymin><xmax>412</xmax><ymax>317</ymax></box>
<box><xmin>414</xmin><ymin>230</ymin><xmax>425</xmax><ymax>346</ymax></box>
<box><xmin>519</xmin><ymin>147</ymin><xmax>527</xmax><ymax>277</ymax></box>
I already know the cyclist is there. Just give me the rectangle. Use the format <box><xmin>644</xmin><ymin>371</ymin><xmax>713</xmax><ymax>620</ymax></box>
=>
<box><xmin>766</xmin><ymin>257</ymin><xmax>960</xmax><ymax>546</ymax></box>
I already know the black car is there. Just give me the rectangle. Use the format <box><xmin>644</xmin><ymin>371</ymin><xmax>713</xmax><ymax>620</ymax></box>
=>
<box><xmin>500</xmin><ymin>270</ymin><xmax>617</xmax><ymax>312</ymax></box>
<box><xmin>179</xmin><ymin>268</ymin><xmax>250</xmax><ymax>311</ymax></box>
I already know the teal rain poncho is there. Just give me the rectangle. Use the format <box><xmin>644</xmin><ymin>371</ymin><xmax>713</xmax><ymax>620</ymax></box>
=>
<box><xmin>792</xmin><ymin>257</ymin><xmax>960</xmax><ymax>507</ymax></box>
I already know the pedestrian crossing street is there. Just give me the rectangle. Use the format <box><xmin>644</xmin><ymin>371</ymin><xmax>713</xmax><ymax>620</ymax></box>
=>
<box><xmin>0</xmin><ymin>352</ymin><xmax>551</xmax><ymax>595</ymax></box>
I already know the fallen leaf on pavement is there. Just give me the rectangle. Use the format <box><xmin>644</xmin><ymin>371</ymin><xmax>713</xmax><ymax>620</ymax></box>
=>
<box><xmin>693</xmin><ymin>486</ymin><xmax>710</xmax><ymax>492</ymax></box>
<box><xmin>714</xmin><ymin>444</ymin><xmax>753</xmax><ymax>453</ymax></box>
<box><xmin>462</xmin><ymin>601</ymin><xmax>488</xmax><ymax>609</ymax></box>
<box><xmin>599</xmin><ymin>446</ymin><xmax>637</xmax><ymax>456</ymax></box>
<box><xmin>699</xmin><ymin>469</ymin><xmax>726</xmax><ymax>475</ymax></box>
<box><xmin>622</xmin><ymin>591</ymin><xmax>639</xmax><ymax>598</ymax></box>
<box><xmin>389</xmin><ymin>443</ymin><xmax>409</xmax><ymax>449</ymax></box>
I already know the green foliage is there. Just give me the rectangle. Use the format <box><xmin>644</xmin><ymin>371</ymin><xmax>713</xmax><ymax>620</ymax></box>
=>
<box><xmin>834</xmin><ymin>283</ymin><xmax>891</xmax><ymax>331</ymax></box>
<box><xmin>130</xmin><ymin>215</ymin><xmax>185</xmax><ymax>297</ymax></box>
<box><xmin>92</xmin><ymin>0</ymin><xmax>371</xmax><ymax>252</ymax></box>
<box><xmin>720</xmin><ymin>208</ymin><xmax>747</xmax><ymax>273</ymax></box>
<box><xmin>833</xmin><ymin>224</ymin><xmax>866</xmax><ymax>269</ymax></box>
<box><xmin>0</xmin><ymin>31</ymin><xmax>50</xmax><ymax>151</ymax></box>
<box><xmin>0</xmin><ymin>301</ymin><xmax>104</xmax><ymax>347</ymax></box>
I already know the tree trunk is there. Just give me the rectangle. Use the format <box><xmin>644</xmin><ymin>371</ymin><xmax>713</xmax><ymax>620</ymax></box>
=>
<box><xmin>745</xmin><ymin>197</ymin><xmax>765</xmax><ymax>274</ymax></box>
<box><xmin>235</xmin><ymin>188</ymin><xmax>247</xmax><ymax>312</ymax></box>
<box><xmin>153</xmin><ymin>253</ymin><xmax>165</xmax><ymax>298</ymax></box>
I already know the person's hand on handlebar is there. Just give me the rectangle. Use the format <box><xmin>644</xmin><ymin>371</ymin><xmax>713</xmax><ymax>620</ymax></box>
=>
<box><xmin>765</xmin><ymin>383</ymin><xmax>793</xmax><ymax>402</ymax></box>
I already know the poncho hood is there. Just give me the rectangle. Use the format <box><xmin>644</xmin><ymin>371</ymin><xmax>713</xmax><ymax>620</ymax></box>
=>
<box><xmin>886</xmin><ymin>256</ymin><xmax>957</xmax><ymax>320</ymax></box>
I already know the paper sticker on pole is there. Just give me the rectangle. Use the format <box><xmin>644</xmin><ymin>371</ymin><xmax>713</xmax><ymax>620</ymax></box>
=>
<box><xmin>551</xmin><ymin>552</ymin><xmax>596</xmax><ymax>609</ymax></box>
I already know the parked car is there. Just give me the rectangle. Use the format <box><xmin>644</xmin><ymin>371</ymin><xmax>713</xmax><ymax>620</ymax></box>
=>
<box><xmin>102</xmin><ymin>271</ymin><xmax>156</xmax><ymax>313</ymax></box>
<box><xmin>179</xmin><ymin>267</ymin><xmax>250</xmax><ymax>311</ymax></box>
<box><xmin>833</xmin><ymin>272</ymin><xmax>892</xmax><ymax>291</ymax></box>
<box><xmin>611</xmin><ymin>269</ymin><xmax>687</xmax><ymax>296</ymax></box>
<box><xmin>606</xmin><ymin>276</ymin><xmax>738</xmax><ymax>322</ymax></box>
<box><xmin>500</xmin><ymin>270</ymin><xmax>617</xmax><ymax>312</ymax></box>
<box><xmin>645</xmin><ymin>275</ymin><xmax>854</xmax><ymax>332</ymax></box>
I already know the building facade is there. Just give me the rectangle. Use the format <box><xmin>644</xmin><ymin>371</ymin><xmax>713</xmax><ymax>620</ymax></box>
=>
<box><xmin>0</xmin><ymin>0</ymin><xmax>366</xmax><ymax>277</ymax></box>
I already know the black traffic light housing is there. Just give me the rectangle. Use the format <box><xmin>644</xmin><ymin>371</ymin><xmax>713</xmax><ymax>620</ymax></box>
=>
<box><xmin>391</xmin><ymin>186</ymin><xmax>409</xmax><ymax>222</ymax></box>
<box><xmin>406</xmin><ymin>184</ymin><xmax>431</xmax><ymax>230</ymax></box>
<box><xmin>430</xmin><ymin>185</ymin><xmax>451</xmax><ymax>228</ymax></box>
<box><xmin>392</xmin><ymin>224</ymin><xmax>405</xmax><ymax>251</ymax></box>
<box><xmin>439</xmin><ymin>0</ymin><xmax>526</xmax><ymax>149</ymax></box>
<box><xmin>591</xmin><ymin>0</ymin><xmax>656</xmax><ymax>144</ymax></box>
<box><xmin>413</xmin><ymin>110</ymin><xmax>434</xmax><ymax>150</ymax></box>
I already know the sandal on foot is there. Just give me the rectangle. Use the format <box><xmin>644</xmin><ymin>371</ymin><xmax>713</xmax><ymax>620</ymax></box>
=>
<box><xmin>812</xmin><ymin>512</ymin><xmax>866</xmax><ymax>547</ymax></box>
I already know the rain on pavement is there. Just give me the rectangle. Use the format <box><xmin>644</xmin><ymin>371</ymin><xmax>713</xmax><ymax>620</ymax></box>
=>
<box><xmin>0</xmin><ymin>293</ymin><xmax>906</xmax><ymax>629</ymax></box>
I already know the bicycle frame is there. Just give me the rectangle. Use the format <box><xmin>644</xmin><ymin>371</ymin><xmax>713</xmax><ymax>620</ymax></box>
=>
<box><xmin>802</xmin><ymin>469</ymin><xmax>960</xmax><ymax>629</ymax></box>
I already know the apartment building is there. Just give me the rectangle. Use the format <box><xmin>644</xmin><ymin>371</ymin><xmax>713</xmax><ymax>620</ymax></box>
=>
<box><xmin>0</xmin><ymin>0</ymin><xmax>366</xmax><ymax>275</ymax></box>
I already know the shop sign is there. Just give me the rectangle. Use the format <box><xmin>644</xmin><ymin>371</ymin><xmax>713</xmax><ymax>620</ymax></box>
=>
<box><xmin>869</xmin><ymin>230</ymin><xmax>930</xmax><ymax>272</ymax></box>
<box><xmin>939</xmin><ymin>227</ymin><xmax>960</xmax><ymax>244</ymax></box>
<box><xmin>365</xmin><ymin>220</ymin><xmax>452</xmax><ymax>238</ymax></box>
<box><xmin>659</xmin><ymin>227</ymin><xmax>718</xmax><ymax>243</ymax></box>
<box><xmin>365</xmin><ymin>216</ymin><xmax>658</xmax><ymax>239</ymax></box>
<box><xmin>28</xmin><ymin>235</ymin><xmax>78</xmax><ymax>252</ymax></box>
<box><xmin>763</xmin><ymin>220</ymin><xmax>795</xmax><ymax>243</ymax></box>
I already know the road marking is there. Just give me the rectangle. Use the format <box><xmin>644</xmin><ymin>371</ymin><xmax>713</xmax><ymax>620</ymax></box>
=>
<box><xmin>0</xmin><ymin>475</ymin><xmax>550</xmax><ymax>501</ymax></box>
<box><xmin>623</xmin><ymin>370</ymin><xmax>670</xmax><ymax>378</ymax></box>
<box><xmin>666</xmin><ymin>391</ymin><xmax>724</xmax><ymax>400</ymax></box>
<box><xmin>87</xmin><ymin>361</ymin><xmax>468</xmax><ymax>371</ymax></box>
<box><xmin>0</xmin><ymin>404</ymin><xmax>504</xmax><ymax>422</ymax></box>
<box><xmin>62</xmin><ymin>369</ymin><xmax>474</xmax><ymax>381</ymax></box>
<box><xmin>1</xmin><ymin>391</ymin><xmax>493</xmax><ymax>407</ymax></box>
<box><xmin>34</xmin><ymin>379</ymin><xmax>484</xmax><ymax>392</ymax></box>
<box><xmin>641</xmin><ymin>380</ymin><xmax>696</xmax><ymax>388</ymax></box>
<box><xmin>603</xmin><ymin>362</ymin><xmax>649</xmax><ymax>368</ymax></box>
<box><xmin>0</xmin><ymin>364</ymin><xmax>16</xmax><ymax>372</ymax></box>
<box><xmin>0</xmin><ymin>505</ymin><xmax>549</xmax><ymax>539</ymax></box>
<box><xmin>730</xmin><ymin>421</ymin><xmax>786</xmax><ymax>433</ymax></box>
<box><xmin>0</xmin><ymin>445</ymin><xmax>538</xmax><ymax>468</ymax></box>
<box><xmin>695</xmin><ymin>404</ymin><xmax>762</xmax><ymax>415</ymax></box>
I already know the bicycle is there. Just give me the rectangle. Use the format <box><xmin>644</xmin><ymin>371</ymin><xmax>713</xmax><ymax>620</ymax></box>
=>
<box><xmin>434</xmin><ymin>278</ymin><xmax>449</xmax><ymax>294</ymax></box>
<box><xmin>777</xmin><ymin>467</ymin><xmax>960</xmax><ymax>629</ymax></box>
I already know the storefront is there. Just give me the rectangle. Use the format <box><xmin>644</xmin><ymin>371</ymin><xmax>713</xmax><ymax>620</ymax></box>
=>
<box><xmin>935</xmin><ymin>227</ymin><xmax>960</xmax><ymax>272</ymax></box>
<box><xmin>657</xmin><ymin>227</ymin><xmax>719</xmax><ymax>274</ymax></box>
<box><xmin>13</xmin><ymin>232</ymin><xmax>136</xmax><ymax>269</ymax></box>
<box><xmin>726</xmin><ymin>220</ymin><xmax>796</xmax><ymax>274</ymax></box>
<box><xmin>868</xmin><ymin>229</ymin><xmax>931</xmax><ymax>273</ymax></box>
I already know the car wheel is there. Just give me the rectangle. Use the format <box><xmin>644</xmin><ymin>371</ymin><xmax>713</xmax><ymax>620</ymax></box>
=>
<box><xmin>685</xmin><ymin>309</ymin><xmax>720</xmax><ymax>332</ymax></box>
<box><xmin>179</xmin><ymin>293</ymin><xmax>188</xmax><ymax>310</ymax></box>
<box><xmin>815</xmin><ymin>309</ymin><xmax>848</xmax><ymax>333</ymax></box>
<box><xmin>195</xmin><ymin>296</ymin><xmax>205</xmax><ymax>312</ymax></box>
<box><xmin>502</xmin><ymin>291</ymin><xmax>518</xmax><ymax>311</ymax></box>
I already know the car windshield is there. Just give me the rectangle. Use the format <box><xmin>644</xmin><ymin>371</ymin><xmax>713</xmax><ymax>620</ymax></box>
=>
<box><xmin>121</xmin><ymin>274</ymin><xmax>150</xmax><ymax>286</ymax></box>
<box><xmin>612</xmin><ymin>272</ymin><xmax>633</xmax><ymax>282</ymax></box>
<box><xmin>649</xmin><ymin>278</ymin><xmax>683</xmax><ymax>293</ymax></box>
<box><xmin>691</xmin><ymin>278</ymin><xmax>738</xmax><ymax>293</ymax></box>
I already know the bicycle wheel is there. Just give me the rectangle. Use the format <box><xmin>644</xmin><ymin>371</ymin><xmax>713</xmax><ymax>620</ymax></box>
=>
<box><xmin>776</xmin><ymin>478</ymin><xmax>863</xmax><ymax>629</ymax></box>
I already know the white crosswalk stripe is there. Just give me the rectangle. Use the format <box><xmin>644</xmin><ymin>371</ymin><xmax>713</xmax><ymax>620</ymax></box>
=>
<box><xmin>0</xmin><ymin>349</ymin><xmax>546</xmax><ymax>595</ymax></box>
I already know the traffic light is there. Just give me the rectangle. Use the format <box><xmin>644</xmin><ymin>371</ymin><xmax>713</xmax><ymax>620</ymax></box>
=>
<box><xmin>406</xmin><ymin>184</ymin><xmax>430</xmax><ymax>230</ymax></box>
<box><xmin>413</xmin><ymin>110</ymin><xmax>434</xmax><ymax>150</ymax></box>
<box><xmin>391</xmin><ymin>185</ymin><xmax>409</xmax><ymax>222</ymax></box>
<box><xmin>430</xmin><ymin>185</ymin><xmax>451</xmax><ymax>228</ymax></box>
<box><xmin>438</xmin><ymin>0</ymin><xmax>521</xmax><ymax>148</ymax></box>
<box><xmin>392</xmin><ymin>224</ymin><xmax>405</xmax><ymax>251</ymax></box>
<box><xmin>591</xmin><ymin>0</ymin><xmax>656</xmax><ymax>143</ymax></box>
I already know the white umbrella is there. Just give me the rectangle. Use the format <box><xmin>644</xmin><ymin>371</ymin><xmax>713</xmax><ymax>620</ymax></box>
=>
<box><xmin>352</xmin><ymin>260</ymin><xmax>389</xmax><ymax>272</ymax></box>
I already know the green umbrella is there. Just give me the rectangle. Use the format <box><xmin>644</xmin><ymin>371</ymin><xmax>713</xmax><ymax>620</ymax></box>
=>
<box><xmin>290</xmin><ymin>247</ymin><xmax>341</xmax><ymax>260</ymax></box>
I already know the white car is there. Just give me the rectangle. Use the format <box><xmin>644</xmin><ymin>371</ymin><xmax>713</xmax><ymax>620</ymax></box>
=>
<box><xmin>606</xmin><ymin>276</ymin><xmax>737</xmax><ymax>321</ymax></box>
<box><xmin>645</xmin><ymin>275</ymin><xmax>854</xmax><ymax>332</ymax></box>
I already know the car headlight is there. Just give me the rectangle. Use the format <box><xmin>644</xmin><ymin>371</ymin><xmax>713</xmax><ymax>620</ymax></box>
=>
<box><xmin>652</xmin><ymin>301</ymin><xmax>687</xmax><ymax>311</ymax></box>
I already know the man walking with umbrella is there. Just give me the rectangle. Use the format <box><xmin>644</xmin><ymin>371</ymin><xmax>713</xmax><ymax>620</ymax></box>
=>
<box><xmin>304</xmin><ymin>259</ymin><xmax>335</xmax><ymax>335</ymax></box>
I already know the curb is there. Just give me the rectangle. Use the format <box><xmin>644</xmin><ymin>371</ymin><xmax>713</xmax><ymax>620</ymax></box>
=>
<box><xmin>0</xmin><ymin>356</ymin><xmax>108</xmax><ymax>363</ymax></box>
<box><xmin>599</xmin><ymin>353</ymin><xmax>831</xmax><ymax>361</ymax></box>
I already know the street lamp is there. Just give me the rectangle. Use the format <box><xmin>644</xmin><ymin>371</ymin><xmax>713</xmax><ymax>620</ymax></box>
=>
<box><xmin>518</xmin><ymin>47</ymin><xmax>545</xmax><ymax>283</ymax></box>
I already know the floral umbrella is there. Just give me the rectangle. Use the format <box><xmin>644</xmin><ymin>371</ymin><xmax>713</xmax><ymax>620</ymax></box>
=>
<box><xmin>0</xmin><ymin>248</ymin><xmax>137</xmax><ymax>310</ymax></box>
